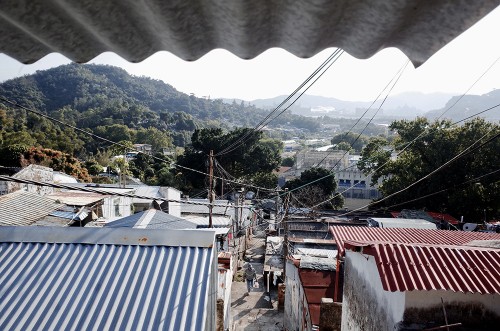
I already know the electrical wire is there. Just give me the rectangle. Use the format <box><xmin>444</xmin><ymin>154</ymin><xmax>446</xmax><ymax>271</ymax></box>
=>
<box><xmin>313</xmin><ymin>59</ymin><xmax>410</xmax><ymax>168</ymax></box>
<box><xmin>384</xmin><ymin>168</ymin><xmax>500</xmax><ymax>209</ymax></box>
<box><xmin>215</xmin><ymin>49</ymin><xmax>344</xmax><ymax>156</ymax></box>
<box><xmin>0</xmin><ymin>96</ymin><xmax>275</xmax><ymax>193</ymax></box>
<box><xmin>292</xmin><ymin>54</ymin><xmax>500</xmax><ymax>210</ymax></box>
<box><xmin>0</xmin><ymin>174</ymin><xmax>255</xmax><ymax>209</ymax></box>
<box><xmin>335</xmin><ymin>127</ymin><xmax>500</xmax><ymax>216</ymax></box>
<box><xmin>277</xmin><ymin>60</ymin><xmax>410</xmax><ymax>199</ymax></box>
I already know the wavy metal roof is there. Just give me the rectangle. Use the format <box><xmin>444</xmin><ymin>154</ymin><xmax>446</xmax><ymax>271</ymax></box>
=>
<box><xmin>0</xmin><ymin>226</ymin><xmax>216</xmax><ymax>331</ymax></box>
<box><xmin>344</xmin><ymin>241</ymin><xmax>500</xmax><ymax>294</ymax></box>
<box><xmin>0</xmin><ymin>191</ymin><xmax>63</xmax><ymax>226</ymax></box>
<box><xmin>105</xmin><ymin>209</ymin><xmax>197</xmax><ymax>229</ymax></box>
<box><xmin>1</xmin><ymin>0</ymin><xmax>499</xmax><ymax>66</ymax></box>
<box><xmin>331</xmin><ymin>225</ymin><xmax>500</xmax><ymax>256</ymax></box>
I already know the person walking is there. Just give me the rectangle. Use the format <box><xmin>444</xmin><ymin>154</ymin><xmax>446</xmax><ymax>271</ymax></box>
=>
<box><xmin>244</xmin><ymin>263</ymin><xmax>257</xmax><ymax>294</ymax></box>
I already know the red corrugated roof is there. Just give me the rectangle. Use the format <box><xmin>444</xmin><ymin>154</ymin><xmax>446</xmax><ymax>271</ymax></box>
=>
<box><xmin>344</xmin><ymin>241</ymin><xmax>500</xmax><ymax>294</ymax></box>
<box><xmin>331</xmin><ymin>226</ymin><xmax>500</xmax><ymax>257</ymax></box>
<box><xmin>426</xmin><ymin>212</ymin><xmax>459</xmax><ymax>225</ymax></box>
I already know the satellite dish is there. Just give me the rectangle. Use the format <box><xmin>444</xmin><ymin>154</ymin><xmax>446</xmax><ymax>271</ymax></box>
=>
<box><xmin>463</xmin><ymin>223</ymin><xmax>477</xmax><ymax>232</ymax></box>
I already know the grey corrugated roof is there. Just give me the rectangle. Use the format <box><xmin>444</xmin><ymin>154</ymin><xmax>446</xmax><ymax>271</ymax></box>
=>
<box><xmin>182</xmin><ymin>199</ymin><xmax>234</xmax><ymax>216</ymax></box>
<box><xmin>0</xmin><ymin>1</ymin><xmax>498</xmax><ymax>66</ymax></box>
<box><xmin>183</xmin><ymin>215</ymin><xmax>232</xmax><ymax>228</ymax></box>
<box><xmin>132</xmin><ymin>186</ymin><xmax>163</xmax><ymax>204</ymax></box>
<box><xmin>0</xmin><ymin>226</ymin><xmax>216</xmax><ymax>331</ymax></box>
<box><xmin>106</xmin><ymin>209</ymin><xmax>197</xmax><ymax>230</ymax></box>
<box><xmin>0</xmin><ymin>191</ymin><xmax>63</xmax><ymax>226</ymax></box>
<box><xmin>47</xmin><ymin>191</ymin><xmax>106</xmax><ymax>206</ymax></box>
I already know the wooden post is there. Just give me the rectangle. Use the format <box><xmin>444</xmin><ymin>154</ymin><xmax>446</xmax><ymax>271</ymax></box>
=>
<box><xmin>208</xmin><ymin>150</ymin><xmax>214</xmax><ymax>228</ymax></box>
<box><xmin>283</xmin><ymin>188</ymin><xmax>290</xmax><ymax>280</ymax></box>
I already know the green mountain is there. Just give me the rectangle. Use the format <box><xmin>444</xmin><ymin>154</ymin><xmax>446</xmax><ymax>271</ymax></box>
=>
<box><xmin>0</xmin><ymin>64</ymin><xmax>319</xmax><ymax>155</ymax></box>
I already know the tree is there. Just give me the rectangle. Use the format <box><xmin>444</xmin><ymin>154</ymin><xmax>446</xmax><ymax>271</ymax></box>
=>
<box><xmin>176</xmin><ymin>128</ymin><xmax>282</xmax><ymax>191</ymax></box>
<box><xmin>285</xmin><ymin>167</ymin><xmax>343</xmax><ymax>209</ymax></box>
<box><xmin>281</xmin><ymin>157</ymin><xmax>294</xmax><ymax>167</ymax></box>
<box><xmin>336</xmin><ymin>141</ymin><xmax>352</xmax><ymax>152</ymax></box>
<box><xmin>84</xmin><ymin>159</ymin><xmax>104</xmax><ymax>176</ymax></box>
<box><xmin>135</xmin><ymin>127</ymin><xmax>172</xmax><ymax>153</ymax></box>
<box><xmin>331</xmin><ymin>132</ymin><xmax>368</xmax><ymax>152</ymax></box>
<box><xmin>358</xmin><ymin>118</ymin><xmax>500</xmax><ymax>221</ymax></box>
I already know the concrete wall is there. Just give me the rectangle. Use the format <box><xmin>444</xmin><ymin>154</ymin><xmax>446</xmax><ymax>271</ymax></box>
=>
<box><xmin>102</xmin><ymin>196</ymin><xmax>133</xmax><ymax>220</ymax></box>
<box><xmin>295</xmin><ymin>150</ymin><xmax>349</xmax><ymax>171</ymax></box>
<box><xmin>284</xmin><ymin>261</ymin><xmax>312</xmax><ymax>331</ymax></box>
<box><xmin>341</xmin><ymin>251</ymin><xmax>405</xmax><ymax>331</ymax></box>
<box><xmin>319</xmin><ymin>298</ymin><xmax>342</xmax><ymax>331</ymax></box>
<box><xmin>1</xmin><ymin>165</ymin><xmax>54</xmax><ymax>196</ymax></box>
<box><xmin>217</xmin><ymin>265</ymin><xmax>233</xmax><ymax>331</ymax></box>
<box><xmin>403</xmin><ymin>290</ymin><xmax>500</xmax><ymax>330</ymax></box>
<box><xmin>161</xmin><ymin>187</ymin><xmax>181</xmax><ymax>217</ymax></box>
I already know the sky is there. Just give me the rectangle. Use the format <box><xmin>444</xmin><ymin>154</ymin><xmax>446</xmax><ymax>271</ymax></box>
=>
<box><xmin>1</xmin><ymin>6</ymin><xmax>500</xmax><ymax>102</ymax></box>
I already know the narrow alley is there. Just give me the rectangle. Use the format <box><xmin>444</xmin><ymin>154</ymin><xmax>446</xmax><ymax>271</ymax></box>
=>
<box><xmin>231</xmin><ymin>224</ymin><xmax>283</xmax><ymax>330</ymax></box>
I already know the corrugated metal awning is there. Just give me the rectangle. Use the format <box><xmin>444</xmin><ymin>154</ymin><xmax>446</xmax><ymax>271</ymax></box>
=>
<box><xmin>0</xmin><ymin>0</ymin><xmax>499</xmax><ymax>66</ymax></box>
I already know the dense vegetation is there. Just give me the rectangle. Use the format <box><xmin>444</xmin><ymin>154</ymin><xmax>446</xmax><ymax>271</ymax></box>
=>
<box><xmin>358</xmin><ymin>118</ymin><xmax>500</xmax><ymax>221</ymax></box>
<box><xmin>285</xmin><ymin>167</ymin><xmax>343</xmax><ymax>209</ymax></box>
<box><xmin>0</xmin><ymin>63</ymin><xmax>322</xmax><ymax>157</ymax></box>
<box><xmin>172</xmin><ymin>128</ymin><xmax>282</xmax><ymax>195</ymax></box>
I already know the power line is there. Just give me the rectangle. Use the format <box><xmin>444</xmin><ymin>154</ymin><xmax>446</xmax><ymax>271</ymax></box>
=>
<box><xmin>0</xmin><ymin>174</ymin><xmax>254</xmax><ymax>210</ymax></box>
<box><xmin>215</xmin><ymin>49</ymin><xmax>344</xmax><ymax>156</ymax></box>
<box><xmin>313</xmin><ymin>59</ymin><xmax>410</xmax><ymax>168</ymax></box>
<box><xmin>0</xmin><ymin>96</ymin><xmax>274</xmax><ymax>193</ymax></box>
<box><xmin>276</xmin><ymin>60</ymin><xmax>410</xmax><ymax>201</ymax></box>
<box><xmin>384</xmin><ymin>168</ymin><xmax>500</xmax><ymax>209</ymax></box>
<box><xmin>303</xmin><ymin>105</ymin><xmax>500</xmax><ymax>210</ymax></box>
<box><xmin>335</xmin><ymin>127</ymin><xmax>499</xmax><ymax>216</ymax></box>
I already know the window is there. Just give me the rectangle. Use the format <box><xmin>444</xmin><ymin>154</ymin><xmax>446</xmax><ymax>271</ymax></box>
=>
<box><xmin>114</xmin><ymin>198</ymin><xmax>121</xmax><ymax>217</ymax></box>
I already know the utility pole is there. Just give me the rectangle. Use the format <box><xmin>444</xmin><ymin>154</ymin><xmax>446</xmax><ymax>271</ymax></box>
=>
<box><xmin>208</xmin><ymin>150</ymin><xmax>214</xmax><ymax>228</ymax></box>
<box><xmin>282</xmin><ymin>188</ymin><xmax>290</xmax><ymax>280</ymax></box>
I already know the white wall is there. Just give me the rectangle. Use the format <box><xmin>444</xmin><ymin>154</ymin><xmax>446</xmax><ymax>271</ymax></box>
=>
<box><xmin>407</xmin><ymin>290</ymin><xmax>500</xmax><ymax>316</ymax></box>
<box><xmin>217</xmin><ymin>266</ymin><xmax>233</xmax><ymax>331</ymax></box>
<box><xmin>161</xmin><ymin>187</ymin><xmax>181</xmax><ymax>217</ymax></box>
<box><xmin>284</xmin><ymin>260</ymin><xmax>312</xmax><ymax>331</ymax></box>
<box><xmin>102</xmin><ymin>196</ymin><xmax>133</xmax><ymax>220</ymax></box>
<box><xmin>341</xmin><ymin>251</ymin><xmax>405</xmax><ymax>331</ymax></box>
<box><xmin>2</xmin><ymin>165</ymin><xmax>54</xmax><ymax>196</ymax></box>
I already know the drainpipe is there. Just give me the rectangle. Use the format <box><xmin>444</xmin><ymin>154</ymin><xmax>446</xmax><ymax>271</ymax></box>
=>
<box><xmin>334</xmin><ymin>256</ymin><xmax>341</xmax><ymax>302</ymax></box>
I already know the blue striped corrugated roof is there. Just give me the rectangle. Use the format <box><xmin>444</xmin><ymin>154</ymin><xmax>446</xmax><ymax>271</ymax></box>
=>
<box><xmin>106</xmin><ymin>209</ymin><xmax>197</xmax><ymax>230</ymax></box>
<box><xmin>0</xmin><ymin>227</ymin><xmax>216</xmax><ymax>331</ymax></box>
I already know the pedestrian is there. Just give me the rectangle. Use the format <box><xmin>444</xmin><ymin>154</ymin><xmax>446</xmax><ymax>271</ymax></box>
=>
<box><xmin>244</xmin><ymin>263</ymin><xmax>257</xmax><ymax>294</ymax></box>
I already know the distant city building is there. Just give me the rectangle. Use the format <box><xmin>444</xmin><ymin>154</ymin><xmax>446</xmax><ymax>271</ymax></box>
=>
<box><xmin>133</xmin><ymin>143</ymin><xmax>152</xmax><ymax>154</ymax></box>
<box><xmin>295</xmin><ymin>149</ymin><xmax>348</xmax><ymax>172</ymax></box>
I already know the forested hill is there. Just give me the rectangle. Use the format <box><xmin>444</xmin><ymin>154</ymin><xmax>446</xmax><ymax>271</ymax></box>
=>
<box><xmin>0</xmin><ymin>64</ymin><xmax>318</xmax><ymax>154</ymax></box>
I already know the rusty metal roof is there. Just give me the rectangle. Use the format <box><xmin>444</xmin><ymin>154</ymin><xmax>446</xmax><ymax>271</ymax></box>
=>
<box><xmin>331</xmin><ymin>225</ymin><xmax>500</xmax><ymax>257</ymax></box>
<box><xmin>1</xmin><ymin>1</ymin><xmax>499</xmax><ymax>66</ymax></box>
<box><xmin>344</xmin><ymin>241</ymin><xmax>500</xmax><ymax>294</ymax></box>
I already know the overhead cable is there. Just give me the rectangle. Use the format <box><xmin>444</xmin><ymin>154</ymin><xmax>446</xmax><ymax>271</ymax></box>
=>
<box><xmin>215</xmin><ymin>49</ymin><xmax>344</xmax><ymax>156</ymax></box>
<box><xmin>0</xmin><ymin>96</ymin><xmax>274</xmax><ymax>192</ymax></box>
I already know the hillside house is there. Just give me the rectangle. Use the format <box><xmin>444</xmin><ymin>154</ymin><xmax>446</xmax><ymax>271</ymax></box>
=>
<box><xmin>328</xmin><ymin>226</ymin><xmax>500</xmax><ymax>330</ymax></box>
<box><xmin>0</xmin><ymin>165</ymin><xmax>54</xmax><ymax>196</ymax></box>
<box><xmin>342</xmin><ymin>241</ymin><xmax>500</xmax><ymax>330</ymax></box>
